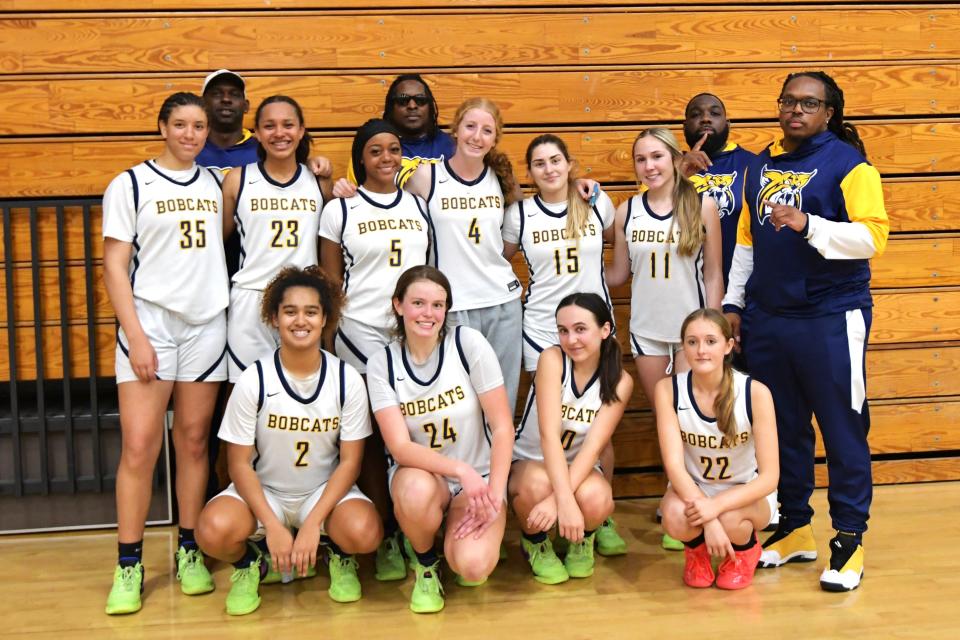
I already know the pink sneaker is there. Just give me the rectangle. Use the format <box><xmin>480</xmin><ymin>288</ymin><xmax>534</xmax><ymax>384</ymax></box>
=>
<box><xmin>683</xmin><ymin>543</ymin><xmax>715</xmax><ymax>588</ymax></box>
<box><xmin>716</xmin><ymin>539</ymin><xmax>762</xmax><ymax>590</ymax></box>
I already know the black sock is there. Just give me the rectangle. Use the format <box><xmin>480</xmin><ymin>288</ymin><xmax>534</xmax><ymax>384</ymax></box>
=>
<box><xmin>254</xmin><ymin>538</ymin><xmax>269</xmax><ymax>555</ymax></box>
<box><xmin>415</xmin><ymin>547</ymin><xmax>439</xmax><ymax>568</ymax></box>
<box><xmin>683</xmin><ymin>532</ymin><xmax>705</xmax><ymax>548</ymax></box>
<box><xmin>178</xmin><ymin>527</ymin><xmax>197</xmax><ymax>551</ymax></box>
<box><xmin>233</xmin><ymin>543</ymin><xmax>260</xmax><ymax>570</ymax></box>
<box><xmin>118</xmin><ymin>540</ymin><xmax>143</xmax><ymax>567</ymax></box>
<box><xmin>732</xmin><ymin>531</ymin><xmax>757</xmax><ymax>552</ymax></box>
<box><xmin>584</xmin><ymin>529</ymin><xmax>595</xmax><ymax>538</ymax></box>
<box><xmin>384</xmin><ymin>517</ymin><xmax>399</xmax><ymax>539</ymax></box>
<box><xmin>523</xmin><ymin>531</ymin><xmax>547</xmax><ymax>544</ymax></box>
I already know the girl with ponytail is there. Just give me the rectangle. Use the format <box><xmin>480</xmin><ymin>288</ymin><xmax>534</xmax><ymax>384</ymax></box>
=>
<box><xmin>509</xmin><ymin>293</ymin><xmax>633</xmax><ymax>584</ymax></box>
<box><xmin>655</xmin><ymin>309</ymin><xmax>778</xmax><ymax>591</ymax></box>
<box><xmin>403</xmin><ymin>97</ymin><xmax>525</xmax><ymax>413</ymax></box>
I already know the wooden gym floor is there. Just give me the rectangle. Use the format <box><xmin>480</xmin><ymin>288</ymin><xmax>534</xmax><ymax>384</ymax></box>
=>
<box><xmin>1</xmin><ymin>482</ymin><xmax>957</xmax><ymax>639</ymax></box>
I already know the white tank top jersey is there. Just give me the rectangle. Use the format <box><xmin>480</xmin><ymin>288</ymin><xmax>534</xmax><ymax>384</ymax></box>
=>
<box><xmin>502</xmin><ymin>191</ymin><xmax>615</xmax><ymax>339</ymax></box>
<box><xmin>319</xmin><ymin>187</ymin><xmax>432</xmax><ymax>329</ymax></box>
<box><xmin>366</xmin><ymin>326</ymin><xmax>504</xmax><ymax>476</ymax></box>
<box><xmin>625</xmin><ymin>192</ymin><xmax>705</xmax><ymax>343</ymax></box>
<box><xmin>514</xmin><ymin>353</ymin><xmax>604</xmax><ymax>464</ymax></box>
<box><xmin>426</xmin><ymin>160</ymin><xmax>521</xmax><ymax>311</ymax></box>
<box><xmin>674</xmin><ymin>370</ymin><xmax>758</xmax><ymax>490</ymax></box>
<box><xmin>232</xmin><ymin>162</ymin><xmax>322</xmax><ymax>291</ymax></box>
<box><xmin>218</xmin><ymin>350</ymin><xmax>372</xmax><ymax>497</ymax></box>
<box><xmin>102</xmin><ymin>161</ymin><xmax>228</xmax><ymax>324</ymax></box>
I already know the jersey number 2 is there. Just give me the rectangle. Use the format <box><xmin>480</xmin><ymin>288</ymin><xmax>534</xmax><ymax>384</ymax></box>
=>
<box><xmin>295</xmin><ymin>441</ymin><xmax>309</xmax><ymax>467</ymax></box>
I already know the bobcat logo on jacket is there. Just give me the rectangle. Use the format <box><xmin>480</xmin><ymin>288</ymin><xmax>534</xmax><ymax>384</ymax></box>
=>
<box><xmin>691</xmin><ymin>171</ymin><xmax>737</xmax><ymax>218</ymax></box>
<box><xmin>756</xmin><ymin>167</ymin><xmax>818</xmax><ymax>225</ymax></box>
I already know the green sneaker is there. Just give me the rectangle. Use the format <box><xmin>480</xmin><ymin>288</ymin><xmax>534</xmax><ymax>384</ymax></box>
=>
<box><xmin>375</xmin><ymin>531</ymin><xmax>407</xmax><ymax>582</ymax></box>
<box><xmin>105</xmin><ymin>563</ymin><xmax>144</xmax><ymax>615</ymax></box>
<box><xmin>410</xmin><ymin>561</ymin><xmax>445</xmax><ymax>614</ymax></box>
<box><xmin>662</xmin><ymin>533</ymin><xmax>685</xmax><ymax>551</ymax></box>
<box><xmin>226</xmin><ymin>557</ymin><xmax>262</xmax><ymax>616</ymax></box>
<box><xmin>261</xmin><ymin>554</ymin><xmax>317</xmax><ymax>585</ymax></box>
<box><xmin>176</xmin><ymin>547</ymin><xmax>215</xmax><ymax>595</ymax></box>
<box><xmin>403</xmin><ymin>535</ymin><xmax>418</xmax><ymax>570</ymax></box>
<box><xmin>327</xmin><ymin>553</ymin><xmax>362</xmax><ymax>603</ymax></box>
<box><xmin>521</xmin><ymin>537</ymin><xmax>569</xmax><ymax>585</ymax></box>
<box><xmin>595</xmin><ymin>517</ymin><xmax>628</xmax><ymax>556</ymax></box>
<box><xmin>564</xmin><ymin>533</ymin><xmax>596</xmax><ymax>578</ymax></box>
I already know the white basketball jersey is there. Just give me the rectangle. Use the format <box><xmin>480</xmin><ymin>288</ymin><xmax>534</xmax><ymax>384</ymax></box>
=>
<box><xmin>674</xmin><ymin>370</ymin><xmax>757</xmax><ymax>491</ymax></box>
<box><xmin>219</xmin><ymin>350</ymin><xmax>371</xmax><ymax>496</ymax></box>
<box><xmin>102</xmin><ymin>161</ymin><xmax>228</xmax><ymax>324</ymax></box>
<box><xmin>319</xmin><ymin>188</ymin><xmax>431</xmax><ymax>329</ymax></box>
<box><xmin>625</xmin><ymin>193</ymin><xmax>705</xmax><ymax>343</ymax></box>
<box><xmin>503</xmin><ymin>192</ymin><xmax>615</xmax><ymax>340</ymax></box>
<box><xmin>427</xmin><ymin>160</ymin><xmax>521</xmax><ymax>311</ymax></box>
<box><xmin>232</xmin><ymin>162</ymin><xmax>322</xmax><ymax>290</ymax></box>
<box><xmin>514</xmin><ymin>354</ymin><xmax>603</xmax><ymax>464</ymax></box>
<box><xmin>377</xmin><ymin>326</ymin><xmax>494</xmax><ymax>476</ymax></box>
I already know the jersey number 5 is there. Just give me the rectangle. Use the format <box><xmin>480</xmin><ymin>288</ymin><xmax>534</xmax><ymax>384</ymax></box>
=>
<box><xmin>424</xmin><ymin>418</ymin><xmax>458</xmax><ymax>449</ymax></box>
<box><xmin>699</xmin><ymin>455</ymin><xmax>731</xmax><ymax>481</ymax></box>
<box><xmin>389</xmin><ymin>239</ymin><xmax>402</xmax><ymax>266</ymax></box>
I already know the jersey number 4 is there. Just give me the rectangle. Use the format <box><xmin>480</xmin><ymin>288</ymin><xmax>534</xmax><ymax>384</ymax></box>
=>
<box><xmin>423</xmin><ymin>418</ymin><xmax>458</xmax><ymax>449</ymax></box>
<box><xmin>699</xmin><ymin>455</ymin><xmax>731</xmax><ymax>481</ymax></box>
<box><xmin>467</xmin><ymin>218</ymin><xmax>481</xmax><ymax>244</ymax></box>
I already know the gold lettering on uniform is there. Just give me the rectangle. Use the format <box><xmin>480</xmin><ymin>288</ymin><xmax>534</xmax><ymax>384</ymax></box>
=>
<box><xmin>679</xmin><ymin>429</ymin><xmax>752</xmax><ymax>449</ymax></box>
<box><xmin>155</xmin><ymin>198</ymin><xmax>218</xmax><ymax>215</ymax></box>
<box><xmin>401</xmin><ymin>386</ymin><xmax>466</xmax><ymax>417</ymax></box>
<box><xmin>265</xmin><ymin>413</ymin><xmax>340</xmax><ymax>433</ymax></box>
<box><xmin>560</xmin><ymin>405</ymin><xmax>597</xmax><ymax>423</ymax></box>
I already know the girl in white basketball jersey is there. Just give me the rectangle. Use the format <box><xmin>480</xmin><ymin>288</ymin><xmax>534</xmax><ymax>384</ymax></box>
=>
<box><xmin>196</xmin><ymin>266</ymin><xmax>382</xmax><ymax>615</ymax></box>
<box><xmin>656</xmin><ymin>309</ymin><xmax>778</xmax><ymax>590</ymax></box>
<box><xmin>320</xmin><ymin>118</ymin><xmax>432</xmax><ymax>583</ymax></box>
<box><xmin>509</xmin><ymin>293</ymin><xmax>632</xmax><ymax>584</ymax></box>
<box><xmin>502</xmin><ymin>134</ymin><xmax>628</xmax><ymax>556</ymax></box>
<box><xmin>606</xmin><ymin>128</ymin><xmax>723</xmax><ymax>551</ymax></box>
<box><xmin>366</xmin><ymin>266</ymin><xmax>515</xmax><ymax>614</ymax></box>
<box><xmin>402</xmin><ymin>98</ymin><xmax>524</xmax><ymax>413</ymax></box>
<box><xmin>223</xmin><ymin>96</ymin><xmax>329</xmax><ymax>382</ymax></box>
<box><xmin>102</xmin><ymin>93</ymin><xmax>228</xmax><ymax>615</ymax></box>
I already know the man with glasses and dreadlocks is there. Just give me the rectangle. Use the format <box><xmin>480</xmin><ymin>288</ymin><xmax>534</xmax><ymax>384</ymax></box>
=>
<box><xmin>722</xmin><ymin>70</ymin><xmax>889</xmax><ymax>593</ymax></box>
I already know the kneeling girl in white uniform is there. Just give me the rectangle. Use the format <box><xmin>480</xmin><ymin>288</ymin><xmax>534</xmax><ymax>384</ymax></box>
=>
<box><xmin>196</xmin><ymin>266</ymin><xmax>382</xmax><ymax>616</ymax></box>
<box><xmin>509</xmin><ymin>293</ymin><xmax>632</xmax><ymax>583</ymax></box>
<box><xmin>102</xmin><ymin>92</ymin><xmax>228</xmax><ymax>615</ymax></box>
<box><xmin>223</xmin><ymin>95</ymin><xmax>329</xmax><ymax>382</ymax></box>
<box><xmin>656</xmin><ymin>309</ymin><xmax>778</xmax><ymax>590</ymax></box>
<box><xmin>366</xmin><ymin>266</ymin><xmax>515</xmax><ymax>614</ymax></box>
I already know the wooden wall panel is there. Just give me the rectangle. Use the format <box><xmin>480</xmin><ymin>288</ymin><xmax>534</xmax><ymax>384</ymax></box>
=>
<box><xmin>3</xmin><ymin>121</ymin><xmax>958</xmax><ymax>198</ymax></box>
<box><xmin>871</xmin><ymin>236</ymin><xmax>960</xmax><ymax>289</ymax></box>
<box><xmin>0</xmin><ymin>1</ymin><xmax>813</xmax><ymax>10</ymax></box>
<box><xmin>1</xmin><ymin>10</ymin><xmax>956</xmax><ymax>74</ymax></box>
<box><xmin>2</xmin><ymin>63</ymin><xmax>955</xmax><ymax>137</ymax></box>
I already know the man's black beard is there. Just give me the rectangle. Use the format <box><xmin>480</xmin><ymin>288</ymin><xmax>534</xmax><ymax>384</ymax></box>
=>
<box><xmin>684</xmin><ymin>125</ymin><xmax>730</xmax><ymax>158</ymax></box>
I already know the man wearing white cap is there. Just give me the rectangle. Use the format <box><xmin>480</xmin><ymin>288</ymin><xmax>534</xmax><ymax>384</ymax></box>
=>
<box><xmin>197</xmin><ymin>69</ymin><xmax>259</xmax><ymax>172</ymax></box>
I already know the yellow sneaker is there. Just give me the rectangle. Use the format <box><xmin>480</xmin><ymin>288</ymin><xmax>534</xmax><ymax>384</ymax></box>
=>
<box><xmin>819</xmin><ymin>533</ymin><xmax>863</xmax><ymax>592</ymax></box>
<box><xmin>758</xmin><ymin>523</ymin><xmax>817</xmax><ymax>568</ymax></box>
